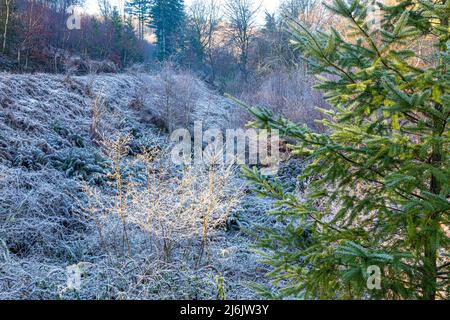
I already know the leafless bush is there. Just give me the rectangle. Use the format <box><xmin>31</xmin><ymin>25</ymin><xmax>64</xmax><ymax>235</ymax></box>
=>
<box><xmin>148</xmin><ymin>65</ymin><xmax>200</xmax><ymax>132</ymax></box>
<box><xmin>90</xmin><ymin>94</ymin><xmax>106</xmax><ymax>146</ymax></box>
<box><xmin>65</xmin><ymin>57</ymin><xmax>118</xmax><ymax>76</ymax></box>
<box><xmin>239</xmin><ymin>67</ymin><xmax>329</xmax><ymax>132</ymax></box>
<box><xmin>84</xmin><ymin>135</ymin><xmax>243</xmax><ymax>265</ymax></box>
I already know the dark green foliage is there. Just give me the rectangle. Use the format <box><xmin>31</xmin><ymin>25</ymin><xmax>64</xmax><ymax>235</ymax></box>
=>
<box><xmin>263</xmin><ymin>12</ymin><xmax>278</xmax><ymax>35</ymax></box>
<box><xmin>13</xmin><ymin>150</ymin><xmax>50</xmax><ymax>170</ymax></box>
<box><xmin>49</xmin><ymin>122</ymin><xmax>108</xmax><ymax>183</ymax></box>
<box><xmin>111</xmin><ymin>8</ymin><xmax>123</xmax><ymax>45</ymax></box>
<box><xmin>243</xmin><ymin>0</ymin><xmax>449</xmax><ymax>299</ymax></box>
<box><xmin>52</xmin><ymin>122</ymin><xmax>85</xmax><ymax>148</ymax></box>
<box><xmin>51</xmin><ymin>149</ymin><xmax>108</xmax><ymax>183</ymax></box>
<box><xmin>126</xmin><ymin>0</ymin><xmax>151</xmax><ymax>40</ymax></box>
<box><xmin>149</xmin><ymin>0</ymin><xmax>186</xmax><ymax>61</ymax></box>
<box><xmin>109</xmin><ymin>8</ymin><xmax>145</xmax><ymax>66</ymax></box>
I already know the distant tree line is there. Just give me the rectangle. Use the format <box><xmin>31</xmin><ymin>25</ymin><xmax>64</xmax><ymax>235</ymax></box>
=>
<box><xmin>134</xmin><ymin>0</ymin><xmax>330</xmax><ymax>90</ymax></box>
<box><xmin>0</xmin><ymin>0</ymin><xmax>148</xmax><ymax>72</ymax></box>
<box><xmin>0</xmin><ymin>0</ymin><xmax>329</xmax><ymax>80</ymax></box>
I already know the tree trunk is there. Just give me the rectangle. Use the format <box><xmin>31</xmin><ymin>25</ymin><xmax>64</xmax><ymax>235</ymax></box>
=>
<box><xmin>2</xmin><ymin>0</ymin><xmax>11</xmax><ymax>53</ymax></box>
<box><xmin>421</xmin><ymin>4</ymin><xmax>449</xmax><ymax>300</ymax></box>
<box><xmin>421</xmin><ymin>138</ymin><xmax>441</xmax><ymax>300</ymax></box>
<box><xmin>421</xmin><ymin>221</ymin><xmax>438</xmax><ymax>300</ymax></box>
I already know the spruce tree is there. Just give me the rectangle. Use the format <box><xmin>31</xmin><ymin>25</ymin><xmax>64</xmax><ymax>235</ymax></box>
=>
<box><xmin>126</xmin><ymin>0</ymin><xmax>151</xmax><ymax>41</ymax></box>
<box><xmin>263</xmin><ymin>11</ymin><xmax>278</xmax><ymax>35</ymax></box>
<box><xmin>121</xmin><ymin>17</ymin><xmax>144</xmax><ymax>66</ymax></box>
<box><xmin>110</xmin><ymin>7</ymin><xmax>124</xmax><ymax>62</ymax></box>
<box><xmin>149</xmin><ymin>0</ymin><xmax>185</xmax><ymax>61</ymax></box>
<box><xmin>242</xmin><ymin>0</ymin><xmax>449</xmax><ymax>299</ymax></box>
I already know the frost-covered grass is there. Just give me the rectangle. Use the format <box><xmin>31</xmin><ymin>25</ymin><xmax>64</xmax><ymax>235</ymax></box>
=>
<box><xmin>0</xmin><ymin>71</ymin><xmax>273</xmax><ymax>300</ymax></box>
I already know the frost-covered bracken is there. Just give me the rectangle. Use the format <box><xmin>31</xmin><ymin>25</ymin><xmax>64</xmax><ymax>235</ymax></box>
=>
<box><xmin>0</xmin><ymin>71</ymin><xmax>274</xmax><ymax>299</ymax></box>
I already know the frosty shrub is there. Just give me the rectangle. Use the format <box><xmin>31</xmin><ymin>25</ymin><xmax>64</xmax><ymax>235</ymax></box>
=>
<box><xmin>239</xmin><ymin>67</ymin><xmax>329</xmax><ymax>132</ymax></box>
<box><xmin>149</xmin><ymin>65</ymin><xmax>200</xmax><ymax>132</ymax></box>
<box><xmin>84</xmin><ymin>135</ymin><xmax>243</xmax><ymax>266</ymax></box>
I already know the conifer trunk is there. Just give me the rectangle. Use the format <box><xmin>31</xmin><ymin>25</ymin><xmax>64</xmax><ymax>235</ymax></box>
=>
<box><xmin>421</xmin><ymin>4</ymin><xmax>449</xmax><ymax>300</ymax></box>
<box><xmin>422</xmin><ymin>129</ymin><xmax>442</xmax><ymax>300</ymax></box>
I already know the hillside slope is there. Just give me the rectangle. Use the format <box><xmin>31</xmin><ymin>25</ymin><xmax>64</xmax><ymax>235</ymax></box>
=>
<box><xmin>0</xmin><ymin>72</ymin><xmax>272</xmax><ymax>299</ymax></box>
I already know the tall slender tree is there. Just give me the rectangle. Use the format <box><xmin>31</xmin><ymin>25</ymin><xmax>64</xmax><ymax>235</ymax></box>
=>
<box><xmin>149</xmin><ymin>0</ymin><xmax>185</xmax><ymax>61</ymax></box>
<box><xmin>279</xmin><ymin>0</ymin><xmax>318</xmax><ymax>20</ymax></box>
<box><xmin>243</xmin><ymin>0</ymin><xmax>449</xmax><ymax>299</ymax></box>
<box><xmin>224</xmin><ymin>0</ymin><xmax>260</xmax><ymax>81</ymax></box>
<box><xmin>110</xmin><ymin>6</ymin><xmax>124</xmax><ymax>54</ymax></box>
<box><xmin>126</xmin><ymin>0</ymin><xmax>151</xmax><ymax>41</ymax></box>
<box><xmin>1</xmin><ymin>0</ymin><xmax>15</xmax><ymax>53</ymax></box>
<box><xmin>186</xmin><ymin>0</ymin><xmax>220</xmax><ymax>68</ymax></box>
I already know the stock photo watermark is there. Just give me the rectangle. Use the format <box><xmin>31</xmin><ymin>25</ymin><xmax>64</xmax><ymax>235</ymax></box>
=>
<box><xmin>66</xmin><ymin>264</ymin><xmax>82</xmax><ymax>290</ymax></box>
<box><xmin>66</xmin><ymin>5</ymin><xmax>83</xmax><ymax>30</ymax></box>
<box><xmin>367</xmin><ymin>265</ymin><xmax>382</xmax><ymax>290</ymax></box>
<box><xmin>367</xmin><ymin>0</ymin><xmax>382</xmax><ymax>31</ymax></box>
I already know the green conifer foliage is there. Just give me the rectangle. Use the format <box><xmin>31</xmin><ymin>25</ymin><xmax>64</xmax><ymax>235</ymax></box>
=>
<box><xmin>126</xmin><ymin>0</ymin><xmax>151</xmax><ymax>40</ymax></box>
<box><xmin>149</xmin><ymin>0</ymin><xmax>186</xmax><ymax>61</ymax></box>
<box><xmin>242</xmin><ymin>0</ymin><xmax>449</xmax><ymax>299</ymax></box>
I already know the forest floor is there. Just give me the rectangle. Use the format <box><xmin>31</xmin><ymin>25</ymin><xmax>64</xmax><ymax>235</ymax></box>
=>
<box><xmin>0</xmin><ymin>71</ymin><xmax>302</xmax><ymax>299</ymax></box>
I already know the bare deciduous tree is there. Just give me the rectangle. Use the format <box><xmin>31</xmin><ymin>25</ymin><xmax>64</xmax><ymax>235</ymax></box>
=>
<box><xmin>224</xmin><ymin>0</ymin><xmax>260</xmax><ymax>81</ymax></box>
<box><xmin>279</xmin><ymin>0</ymin><xmax>317</xmax><ymax>19</ymax></box>
<box><xmin>280</xmin><ymin>0</ymin><xmax>332</xmax><ymax>30</ymax></box>
<box><xmin>126</xmin><ymin>0</ymin><xmax>150</xmax><ymax>41</ymax></box>
<box><xmin>188</xmin><ymin>0</ymin><xmax>220</xmax><ymax>80</ymax></box>
<box><xmin>2</xmin><ymin>0</ymin><xmax>14</xmax><ymax>53</ymax></box>
<box><xmin>97</xmin><ymin>0</ymin><xmax>112</xmax><ymax>20</ymax></box>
